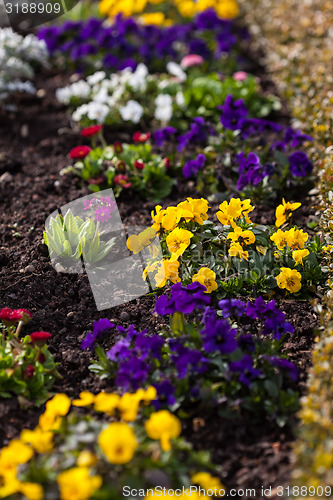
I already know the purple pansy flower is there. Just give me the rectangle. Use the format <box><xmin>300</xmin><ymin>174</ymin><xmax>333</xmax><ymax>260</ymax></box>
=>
<box><xmin>182</xmin><ymin>153</ymin><xmax>206</xmax><ymax>179</ymax></box>
<box><xmin>288</xmin><ymin>151</ymin><xmax>313</xmax><ymax>177</ymax></box>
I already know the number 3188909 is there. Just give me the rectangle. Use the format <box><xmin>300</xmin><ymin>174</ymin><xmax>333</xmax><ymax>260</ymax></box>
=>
<box><xmin>5</xmin><ymin>3</ymin><xmax>62</xmax><ymax>14</ymax></box>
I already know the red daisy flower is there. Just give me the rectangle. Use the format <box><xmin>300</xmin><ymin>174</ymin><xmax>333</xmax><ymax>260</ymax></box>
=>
<box><xmin>134</xmin><ymin>160</ymin><xmax>145</xmax><ymax>170</ymax></box>
<box><xmin>81</xmin><ymin>125</ymin><xmax>103</xmax><ymax>137</ymax></box>
<box><xmin>30</xmin><ymin>331</ymin><xmax>52</xmax><ymax>343</ymax></box>
<box><xmin>69</xmin><ymin>146</ymin><xmax>92</xmax><ymax>160</ymax></box>
<box><xmin>133</xmin><ymin>132</ymin><xmax>151</xmax><ymax>143</ymax></box>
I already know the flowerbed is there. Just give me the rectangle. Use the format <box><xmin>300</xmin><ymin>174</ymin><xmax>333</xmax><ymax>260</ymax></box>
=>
<box><xmin>0</xmin><ymin>0</ymin><xmax>330</xmax><ymax>497</ymax></box>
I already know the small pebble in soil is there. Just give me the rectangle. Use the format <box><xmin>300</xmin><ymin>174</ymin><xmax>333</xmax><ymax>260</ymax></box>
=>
<box><xmin>67</xmin><ymin>312</ymin><xmax>75</xmax><ymax>319</ymax></box>
<box><xmin>119</xmin><ymin>311</ymin><xmax>130</xmax><ymax>322</ymax></box>
<box><xmin>0</xmin><ymin>172</ymin><xmax>13</xmax><ymax>184</ymax></box>
<box><xmin>24</xmin><ymin>264</ymin><xmax>35</xmax><ymax>273</ymax></box>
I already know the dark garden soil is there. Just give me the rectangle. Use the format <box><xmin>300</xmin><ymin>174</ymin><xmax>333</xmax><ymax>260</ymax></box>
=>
<box><xmin>0</xmin><ymin>67</ymin><xmax>318</xmax><ymax>498</ymax></box>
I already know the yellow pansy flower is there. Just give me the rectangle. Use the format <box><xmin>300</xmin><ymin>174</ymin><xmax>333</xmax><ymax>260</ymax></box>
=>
<box><xmin>145</xmin><ymin>410</ymin><xmax>181</xmax><ymax>451</ymax></box>
<box><xmin>45</xmin><ymin>393</ymin><xmax>71</xmax><ymax>417</ymax></box>
<box><xmin>98</xmin><ymin>423</ymin><xmax>138</xmax><ymax>464</ymax></box>
<box><xmin>292</xmin><ymin>249</ymin><xmax>310</xmax><ymax>265</ymax></box>
<box><xmin>166</xmin><ymin>227</ymin><xmax>193</xmax><ymax>257</ymax></box>
<box><xmin>270</xmin><ymin>229</ymin><xmax>289</xmax><ymax>250</ymax></box>
<box><xmin>77</xmin><ymin>450</ymin><xmax>98</xmax><ymax>467</ymax></box>
<box><xmin>275</xmin><ymin>199</ymin><xmax>301</xmax><ymax>227</ymax></box>
<box><xmin>192</xmin><ymin>267</ymin><xmax>218</xmax><ymax>293</ymax></box>
<box><xmin>137</xmin><ymin>385</ymin><xmax>157</xmax><ymax>404</ymax></box>
<box><xmin>127</xmin><ymin>227</ymin><xmax>157</xmax><ymax>254</ymax></box>
<box><xmin>287</xmin><ymin>227</ymin><xmax>309</xmax><ymax>249</ymax></box>
<box><xmin>57</xmin><ymin>467</ymin><xmax>102</xmax><ymax>500</ymax></box>
<box><xmin>191</xmin><ymin>472</ymin><xmax>225</xmax><ymax>493</ymax></box>
<box><xmin>72</xmin><ymin>392</ymin><xmax>96</xmax><ymax>407</ymax></box>
<box><xmin>21</xmin><ymin>427</ymin><xmax>54</xmax><ymax>454</ymax></box>
<box><xmin>19</xmin><ymin>482</ymin><xmax>44</xmax><ymax>500</ymax></box>
<box><xmin>216</xmin><ymin>198</ymin><xmax>254</xmax><ymax>227</ymax></box>
<box><xmin>94</xmin><ymin>392</ymin><xmax>120</xmax><ymax>414</ymax></box>
<box><xmin>276</xmin><ymin>267</ymin><xmax>302</xmax><ymax>293</ymax></box>
<box><xmin>155</xmin><ymin>258</ymin><xmax>181</xmax><ymax>288</ymax></box>
<box><xmin>228</xmin><ymin>242</ymin><xmax>249</xmax><ymax>261</ymax></box>
<box><xmin>177</xmin><ymin>198</ymin><xmax>209</xmax><ymax>225</ymax></box>
<box><xmin>139</xmin><ymin>12</ymin><xmax>165</xmax><ymax>25</ymax></box>
<box><xmin>118</xmin><ymin>392</ymin><xmax>142</xmax><ymax>421</ymax></box>
<box><xmin>227</xmin><ymin>226</ymin><xmax>255</xmax><ymax>246</ymax></box>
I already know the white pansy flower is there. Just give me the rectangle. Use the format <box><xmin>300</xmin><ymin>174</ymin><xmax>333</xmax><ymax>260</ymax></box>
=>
<box><xmin>87</xmin><ymin>71</ymin><xmax>106</xmax><ymax>86</ymax></box>
<box><xmin>93</xmin><ymin>87</ymin><xmax>109</xmax><ymax>104</ymax></box>
<box><xmin>86</xmin><ymin>102</ymin><xmax>110</xmax><ymax>122</ymax></box>
<box><xmin>166</xmin><ymin>61</ymin><xmax>187</xmax><ymax>82</ymax></box>
<box><xmin>72</xmin><ymin>104</ymin><xmax>89</xmax><ymax>122</ymax></box>
<box><xmin>175</xmin><ymin>91</ymin><xmax>185</xmax><ymax>107</ymax></box>
<box><xmin>119</xmin><ymin>100</ymin><xmax>144</xmax><ymax>123</ymax></box>
<box><xmin>154</xmin><ymin>94</ymin><xmax>173</xmax><ymax>122</ymax></box>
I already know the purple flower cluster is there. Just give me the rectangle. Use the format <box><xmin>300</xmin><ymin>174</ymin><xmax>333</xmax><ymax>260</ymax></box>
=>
<box><xmin>218</xmin><ymin>94</ymin><xmax>249</xmax><ymax>130</ymax></box>
<box><xmin>245</xmin><ymin>297</ymin><xmax>294</xmax><ymax>340</ymax></box>
<box><xmin>201</xmin><ymin>307</ymin><xmax>238</xmax><ymax>354</ymax></box>
<box><xmin>106</xmin><ymin>325</ymin><xmax>164</xmax><ymax>391</ymax></box>
<box><xmin>153</xmin><ymin>126</ymin><xmax>177</xmax><ymax>147</ymax></box>
<box><xmin>169</xmin><ymin>339</ymin><xmax>209</xmax><ymax>379</ymax></box>
<box><xmin>38</xmin><ymin>11</ymin><xmax>242</xmax><ymax>73</ymax></box>
<box><xmin>235</xmin><ymin>151</ymin><xmax>273</xmax><ymax>190</ymax></box>
<box><xmin>183</xmin><ymin>153</ymin><xmax>206</xmax><ymax>179</ymax></box>
<box><xmin>155</xmin><ymin>282</ymin><xmax>210</xmax><ymax>315</ymax></box>
<box><xmin>83</xmin><ymin>195</ymin><xmax>117</xmax><ymax>223</ymax></box>
<box><xmin>81</xmin><ymin>318</ymin><xmax>114</xmax><ymax>350</ymax></box>
<box><xmin>178</xmin><ymin>117</ymin><xmax>215</xmax><ymax>151</ymax></box>
<box><xmin>229</xmin><ymin>355</ymin><xmax>262</xmax><ymax>387</ymax></box>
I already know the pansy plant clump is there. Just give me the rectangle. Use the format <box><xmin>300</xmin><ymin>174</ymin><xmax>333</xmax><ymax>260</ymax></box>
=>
<box><xmin>0</xmin><ymin>391</ymin><xmax>224</xmax><ymax>499</ymax></box>
<box><xmin>165</xmin><ymin>95</ymin><xmax>314</xmax><ymax>201</ymax></box>
<box><xmin>83</xmin><ymin>290</ymin><xmax>299</xmax><ymax>425</ymax></box>
<box><xmin>55</xmin><ymin>63</ymin><xmax>278</xmax><ymax>131</ymax></box>
<box><xmin>63</xmin><ymin>128</ymin><xmax>174</xmax><ymax>201</ymax></box>
<box><xmin>0</xmin><ymin>308</ymin><xmax>58</xmax><ymax>403</ymax></box>
<box><xmin>132</xmin><ymin>197</ymin><xmax>326</xmax><ymax>298</ymax></box>
<box><xmin>38</xmin><ymin>9</ymin><xmax>244</xmax><ymax>75</ymax></box>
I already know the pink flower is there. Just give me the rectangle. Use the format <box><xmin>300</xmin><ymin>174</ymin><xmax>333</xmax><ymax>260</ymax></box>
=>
<box><xmin>81</xmin><ymin>125</ymin><xmax>103</xmax><ymax>137</ymax></box>
<box><xmin>180</xmin><ymin>54</ymin><xmax>204</xmax><ymax>69</ymax></box>
<box><xmin>30</xmin><ymin>331</ymin><xmax>52</xmax><ymax>343</ymax></box>
<box><xmin>233</xmin><ymin>71</ymin><xmax>248</xmax><ymax>81</ymax></box>
<box><xmin>95</xmin><ymin>206</ymin><xmax>112</xmax><ymax>223</ymax></box>
<box><xmin>114</xmin><ymin>175</ymin><xmax>131</xmax><ymax>188</ymax></box>
<box><xmin>69</xmin><ymin>146</ymin><xmax>92</xmax><ymax>160</ymax></box>
<box><xmin>164</xmin><ymin>158</ymin><xmax>171</xmax><ymax>169</ymax></box>
<box><xmin>134</xmin><ymin>160</ymin><xmax>145</xmax><ymax>170</ymax></box>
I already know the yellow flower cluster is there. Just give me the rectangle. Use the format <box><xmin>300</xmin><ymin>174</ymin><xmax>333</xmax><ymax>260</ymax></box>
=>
<box><xmin>99</xmin><ymin>0</ymin><xmax>239</xmax><ymax>23</ymax></box>
<box><xmin>142</xmin><ymin>198</ymin><xmax>216</xmax><ymax>290</ymax></box>
<box><xmin>0</xmin><ymin>394</ymin><xmax>71</xmax><ymax>499</ymax></box>
<box><xmin>227</xmin><ymin>224</ymin><xmax>256</xmax><ymax>262</ymax></box>
<box><xmin>271</xmin><ymin>228</ymin><xmax>309</xmax><ymax>253</ymax></box>
<box><xmin>216</xmin><ymin>198</ymin><xmax>254</xmax><ymax>228</ymax></box>
<box><xmin>152</xmin><ymin>198</ymin><xmax>209</xmax><ymax>232</ymax></box>
<box><xmin>0</xmin><ymin>389</ymin><xmax>184</xmax><ymax>499</ymax></box>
